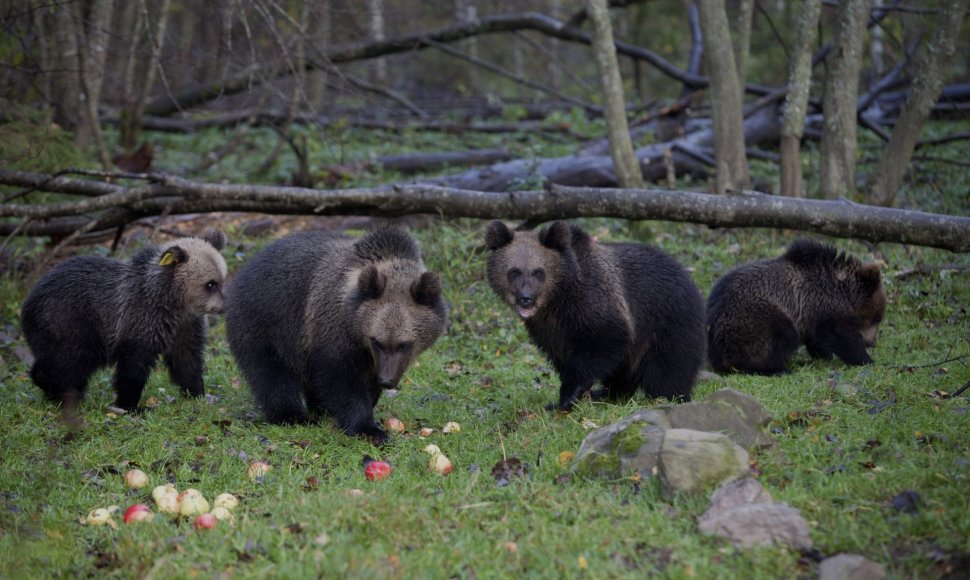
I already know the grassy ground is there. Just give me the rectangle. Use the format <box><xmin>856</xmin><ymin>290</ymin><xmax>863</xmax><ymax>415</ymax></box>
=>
<box><xmin>0</xmin><ymin>121</ymin><xmax>968</xmax><ymax>578</ymax></box>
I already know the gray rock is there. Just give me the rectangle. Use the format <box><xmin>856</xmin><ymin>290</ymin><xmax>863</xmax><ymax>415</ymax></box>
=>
<box><xmin>665</xmin><ymin>388</ymin><xmax>774</xmax><ymax>450</ymax></box>
<box><xmin>699</xmin><ymin>477</ymin><xmax>774</xmax><ymax>523</ymax></box>
<box><xmin>818</xmin><ymin>554</ymin><xmax>886</xmax><ymax>580</ymax></box>
<box><xmin>698</xmin><ymin>502</ymin><xmax>812</xmax><ymax>550</ymax></box>
<box><xmin>572</xmin><ymin>409</ymin><xmax>670</xmax><ymax>479</ymax></box>
<box><xmin>658</xmin><ymin>429</ymin><xmax>750</xmax><ymax>498</ymax></box>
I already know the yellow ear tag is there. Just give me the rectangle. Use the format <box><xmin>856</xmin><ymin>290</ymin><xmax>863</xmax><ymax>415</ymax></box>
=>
<box><xmin>158</xmin><ymin>251</ymin><xmax>176</xmax><ymax>266</ymax></box>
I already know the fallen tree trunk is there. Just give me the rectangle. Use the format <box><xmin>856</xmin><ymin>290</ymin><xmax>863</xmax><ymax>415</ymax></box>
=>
<box><xmin>320</xmin><ymin>148</ymin><xmax>515</xmax><ymax>175</ymax></box>
<box><xmin>1</xmin><ymin>169</ymin><xmax>968</xmax><ymax>252</ymax></box>
<box><xmin>107</xmin><ymin>111</ymin><xmax>584</xmax><ymax>136</ymax></box>
<box><xmin>427</xmin><ymin>105</ymin><xmax>781</xmax><ymax>191</ymax></box>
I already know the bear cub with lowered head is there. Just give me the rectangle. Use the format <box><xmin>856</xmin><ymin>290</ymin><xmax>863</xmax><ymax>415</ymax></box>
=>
<box><xmin>485</xmin><ymin>220</ymin><xmax>706</xmax><ymax>411</ymax></box>
<box><xmin>225</xmin><ymin>228</ymin><xmax>447</xmax><ymax>444</ymax></box>
<box><xmin>706</xmin><ymin>238</ymin><xmax>887</xmax><ymax>375</ymax></box>
<box><xmin>21</xmin><ymin>230</ymin><xmax>228</xmax><ymax>416</ymax></box>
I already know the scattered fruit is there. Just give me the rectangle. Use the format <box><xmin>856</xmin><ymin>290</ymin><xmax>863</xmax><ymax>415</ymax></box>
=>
<box><xmin>151</xmin><ymin>483</ymin><xmax>177</xmax><ymax>504</ymax></box>
<box><xmin>346</xmin><ymin>488</ymin><xmax>365</xmax><ymax>497</ymax></box>
<box><xmin>210</xmin><ymin>506</ymin><xmax>234</xmax><ymax>522</ymax></box>
<box><xmin>364</xmin><ymin>460</ymin><xmax>392</xmax><ymax>481</ymax></box>
<box><xmin>193</xmin><ymin>513</ymin><xmax>217</xmax><ymax>530</ymax></box>
<box><xmin>122</xmin><ymin>504</ymin><xmax>154</xmax><ymax>524</ymax></box>
<box><xmin>213</xmin><ymin>493</ymin><xmax>239</xmax><ymax>511</ymax></box>
<box><xmin>154</xmin><ymin>489</ymin><xmax>180</xmax><ymax>514</ymax></box>
<box><xmin>423</xmin><ymin>444</ymin><xmax>441</xmax><ymax>455</ymax></box>
<box><xmin>85</xmin><ymin>508</ymin><xmax>116</xmax><ymax>528</ymax></box>
<box><xmin>123</xmin><ymin>469</ymin><xmax>149</xmax><ymax>489</ymax></box>
<box><xmin>429</xmin><ymin>452</ymin><xmax>453</xmax><ymax>476</ymax></box>
<box><xmin>247</xmin><ymin>461</ymin><xmax>272</xmax><ymax>480</ymax></box>
<box><xmin>178</xmin><ymin>489</ymin><xmax>210</xmax><ymax>516</ymax></box>
<box><xmin>419</xmin><ymin>427</ymin><xmax>434</xmax><ymax>437</ymax></box>
<box><xmin>442</xmin><ymin>421</ymin><xmax>461</xmax><ymax>434</ymax></box>
<box><xmin>385</xmin><ymin>417</ymin><xmax>406</xmax><ymax>433</ymax></box>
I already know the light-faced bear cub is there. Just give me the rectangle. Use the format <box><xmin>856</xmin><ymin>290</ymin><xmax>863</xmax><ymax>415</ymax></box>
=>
<box><xmin>706</xmin><ymin>238</ymin><xmax>887</xmax><ymax>375</ymax></box>
<box><xmin>485</xmin><ymin>220</ymin><xmax>706</xmax><ymax>411</ymax></box>
<box><xmin>225</xmin><ymin>228</ymin><xmax>447</xmax><ymax>444</ymax></box>
<box><xmin>21</xmin><ymin>230</ymin><xmax>228</xmax><ymax>416</ymax></box>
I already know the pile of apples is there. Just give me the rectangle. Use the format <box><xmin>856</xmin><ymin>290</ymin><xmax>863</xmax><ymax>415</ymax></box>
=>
<box><xmin>83</xmin><ymin>468</ymin><xmax>241</xmax><ymax>531</ymax></box>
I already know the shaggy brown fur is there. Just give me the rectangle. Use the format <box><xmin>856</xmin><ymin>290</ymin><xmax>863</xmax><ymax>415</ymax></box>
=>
<box><xmin>706</xmin><ymin>238</ymin><xmax>887</xmax><ymax>375</ymax></box>
<box><xmin>485</xmin><ymin>220</ymin><xmax>706</xmax><ymax>411</ymax></box>
<box><xmin>21</xmin><ymin>230</ymin><xmax>227</xmax><ymax>417</ymax></box>
<box><xmin>225</xmin><ymin>228</ymin><xmax>447</xmax><ymax>444</ymax></box>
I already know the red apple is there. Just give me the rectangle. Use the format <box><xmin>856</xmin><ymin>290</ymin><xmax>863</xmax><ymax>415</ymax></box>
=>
<box><xmin>123</xmin><ymin>504</ymin><xmax>154</xmax><ymax>524</ymax></box>
<box><xmin>364</xmin><ymin>460</ymin><xmax>392</xmax><ymax>481</ymax></box>
<box><xmin>194</xmin><ymin>513</ymin><xmax>217</xmax><ymax>530</ymax></box>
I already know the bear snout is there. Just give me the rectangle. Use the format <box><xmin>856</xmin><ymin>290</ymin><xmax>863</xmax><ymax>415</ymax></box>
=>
<box><xmin>516</xmin><ymin>294</ymin><xmax>535</xmax><ymax>308</ymax></box>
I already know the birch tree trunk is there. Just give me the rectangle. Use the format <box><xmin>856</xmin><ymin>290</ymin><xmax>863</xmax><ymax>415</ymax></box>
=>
<box><xmin>307</xmin><ymin>0</ymin><xmax>331</xmax><ymax>111</ymax></box>
<box><xmin>779</xmin><ymin>0</ymin><xmax>822</xmax><ymax>198</ymax></box>
<box><xmin>698</xmin><ymin>0</ymin><xmax>749</xmax><ymax>193</ymax></box>
<box><xmin>586</xmin><ymin>0</ymin><xmax>644</xmax><ymax>188</ymax></box>
<box><xmin>866</xmin><ymin>0</ymin><xmax>969</xmax><ymax>206</ymax></box>
<box><xmin>367</xmin><ymin>0</ymin><xmax>387</xmax><ymax>85</ymax></box>
<box><xmin>819</xmin><ymin>0</ymin><xmax>872</xmax><ymax>199</ymax></box>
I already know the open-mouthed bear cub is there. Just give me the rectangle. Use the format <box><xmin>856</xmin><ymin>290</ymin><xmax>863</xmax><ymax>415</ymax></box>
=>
<box><xmin>21</xmin><ymin>230</ymin><xmax>228</xmax><ymax>416</ymax></box>
<box><xmin>706</xmin><ymin>238</ymin><xmax>887</xmax><ymax>375</ymax></box>
<box><xmin>485</xmin><ymin>220</ymin><xmax>706</xmax><ymax>411</ymax></box>
<box><xmin>225</xmin><ymin>228</ymin><xmax>447</xmax><ymax>444</ymax></box>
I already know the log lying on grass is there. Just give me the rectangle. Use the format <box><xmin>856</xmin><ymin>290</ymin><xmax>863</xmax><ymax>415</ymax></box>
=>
<box><xmin>1</xmin><ymin>168</ymin><xmax>969</xmax><ymax>252</ymax></box>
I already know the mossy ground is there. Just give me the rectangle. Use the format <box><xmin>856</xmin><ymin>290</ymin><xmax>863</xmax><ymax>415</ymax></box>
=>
<box><xmin>0</xmin><ymin>117</ymin><xmax>967</xmax><ymax>578</ymax></box>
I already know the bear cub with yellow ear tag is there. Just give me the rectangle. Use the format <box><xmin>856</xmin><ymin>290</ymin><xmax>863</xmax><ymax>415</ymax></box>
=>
<box><xmin>706</xmin><ymin>238</ymin><xmax>887</xmax><ymax>375</ymax></box>
<box><xmin>225</xmin><ymin>228</ymin><xmax>447</xmax><ymax>444</ymax></box>
<box><xmin>21</xmin><ymin>230</ymin><xmax>228</xmax><ymax>415</ymax></box>
<box><xmin>485</xmin><ymin>220</ymin><xmax>706</xmax><ymax>411</ymax></box>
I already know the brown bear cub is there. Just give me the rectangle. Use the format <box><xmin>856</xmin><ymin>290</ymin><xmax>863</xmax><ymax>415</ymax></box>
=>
<box><xmin>225</xmin><ymin>228</ymin><xmax>447</xmax><ymax>444</ymax></box>
<box><xmin>706</xmin><ymin>238</ymin><xmax>886</xmax><ymax>375</ymax></box>
<box><xmin>21</xmin><ymin>230</ymin><xmax>228</xmax><ymax>416</ymax></box>
<box><xmin>485</xmin><ymin>220</ymin><xmax>706</xmax><ymax>411</ymax></box>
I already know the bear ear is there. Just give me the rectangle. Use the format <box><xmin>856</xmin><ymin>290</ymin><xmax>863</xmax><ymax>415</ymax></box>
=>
<box><xmin>538</xmin><ymin>221</ymin><xmax>572</xmax><ymax>252</ymax></box>
<box><xmin>158</xmin><ymin>246</ymin><xmax>188</xmax><ymax>267</ymax></box>
<box><xmin>411</xmin><ymin>271</ymin><xmax>442</xmax><ymax>307</ymax></box>
<box><xmin>200</xmin><ymin>229</ymin><xmax>227</xmax><ymax>251</ymax></box>
<box><xmin>358</xmin><ymin>265</ymin><xmax>386</xmax><ymax>300</ymax></box>
<box><xmin>860</xmin><ymin>263</ymin><xmax>882</xmax><ymax>292</ymax></box>
<box><xmin>484</xmin><ymin>220</ymin><xmax>513</xmax><ymax>251</ymax></box>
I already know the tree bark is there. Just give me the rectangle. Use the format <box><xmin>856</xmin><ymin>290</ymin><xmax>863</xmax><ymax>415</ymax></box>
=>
<box><xmin>2</xmin><ymin>169</ymin><xmax>968</xmax><ymax>252</ymax></box>
<box><xmin>698</xmin><ymin>0</ymin><xmax>750</xmax><ymax>193</ymax></box>
<box><xmin>586</xmin><ymin>0</ymin><xmax>644</xmax><ymax>188</ymax></box>
<box><xmin>819</xmin><ymin>0</ymin><xmax>872</xmax><ymax>199</ymax></box>
<box><xmin>120</xmin><ymin>0</ymin><xmax>174</xmax><ymax>150</ymax></box>
<box><xmin>733</xmin><ymin>0</ymin><xmax>754</xmax><ymax>89</ymax></box>
<box><xmin>75</xmin><ymin>0</ymin><xmax>115</xmax><ymax>168</ymax></box>
<box><xmin>366</xmin><ymin>0</ymin><xmax>387</xmax><ymax>85</ymax></box>
<box><xmin>780</xmin><ymin>0</ymin><xmax>822</xmax><ymax>198</ymax></box>
<box><xmin>866</xmin><ymin>0</ymin><xmax>969</xmax><ymax>206</ymax></box>
<box><xmin>49</xmin><ymin>2</ymin><xmax>83</xmax><ymax>140</ymax></box>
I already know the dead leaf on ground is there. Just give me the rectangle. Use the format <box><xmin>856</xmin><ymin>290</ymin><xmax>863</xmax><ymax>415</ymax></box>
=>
<box><xmin>491</xmin><ymin>457</ymin><xmax>527</xmax><ymax>486</ymax></box>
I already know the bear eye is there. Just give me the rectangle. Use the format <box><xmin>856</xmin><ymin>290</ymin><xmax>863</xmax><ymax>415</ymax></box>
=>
<box><xmin>370</xmin><ymin>338</ymin><xmax>383</xmax><ymax>352</ymax></box>
<box><xmin>532</xmin><ymin>269</ymin><xmax>545</xmax><ymax>281</ymax></box>
<box><xmin>508</xmin><ymin>268</ymin><xmax>521</xmax><ymax>281</ymax></box>
<box><xmin>205</xmin><ymin>280</ymin><xmax>218</xmax><ymax>292</ymax></box>
<box><xmin>397</xmin><ymin>342</ymin><xmax>413</xmax><ymax>353</ymax></box>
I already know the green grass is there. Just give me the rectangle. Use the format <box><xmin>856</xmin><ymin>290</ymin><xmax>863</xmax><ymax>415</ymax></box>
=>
<box><xmin>0</xmin><ymin>121</ymin><xmax>968</xmax><ymax>578</ymax></box>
